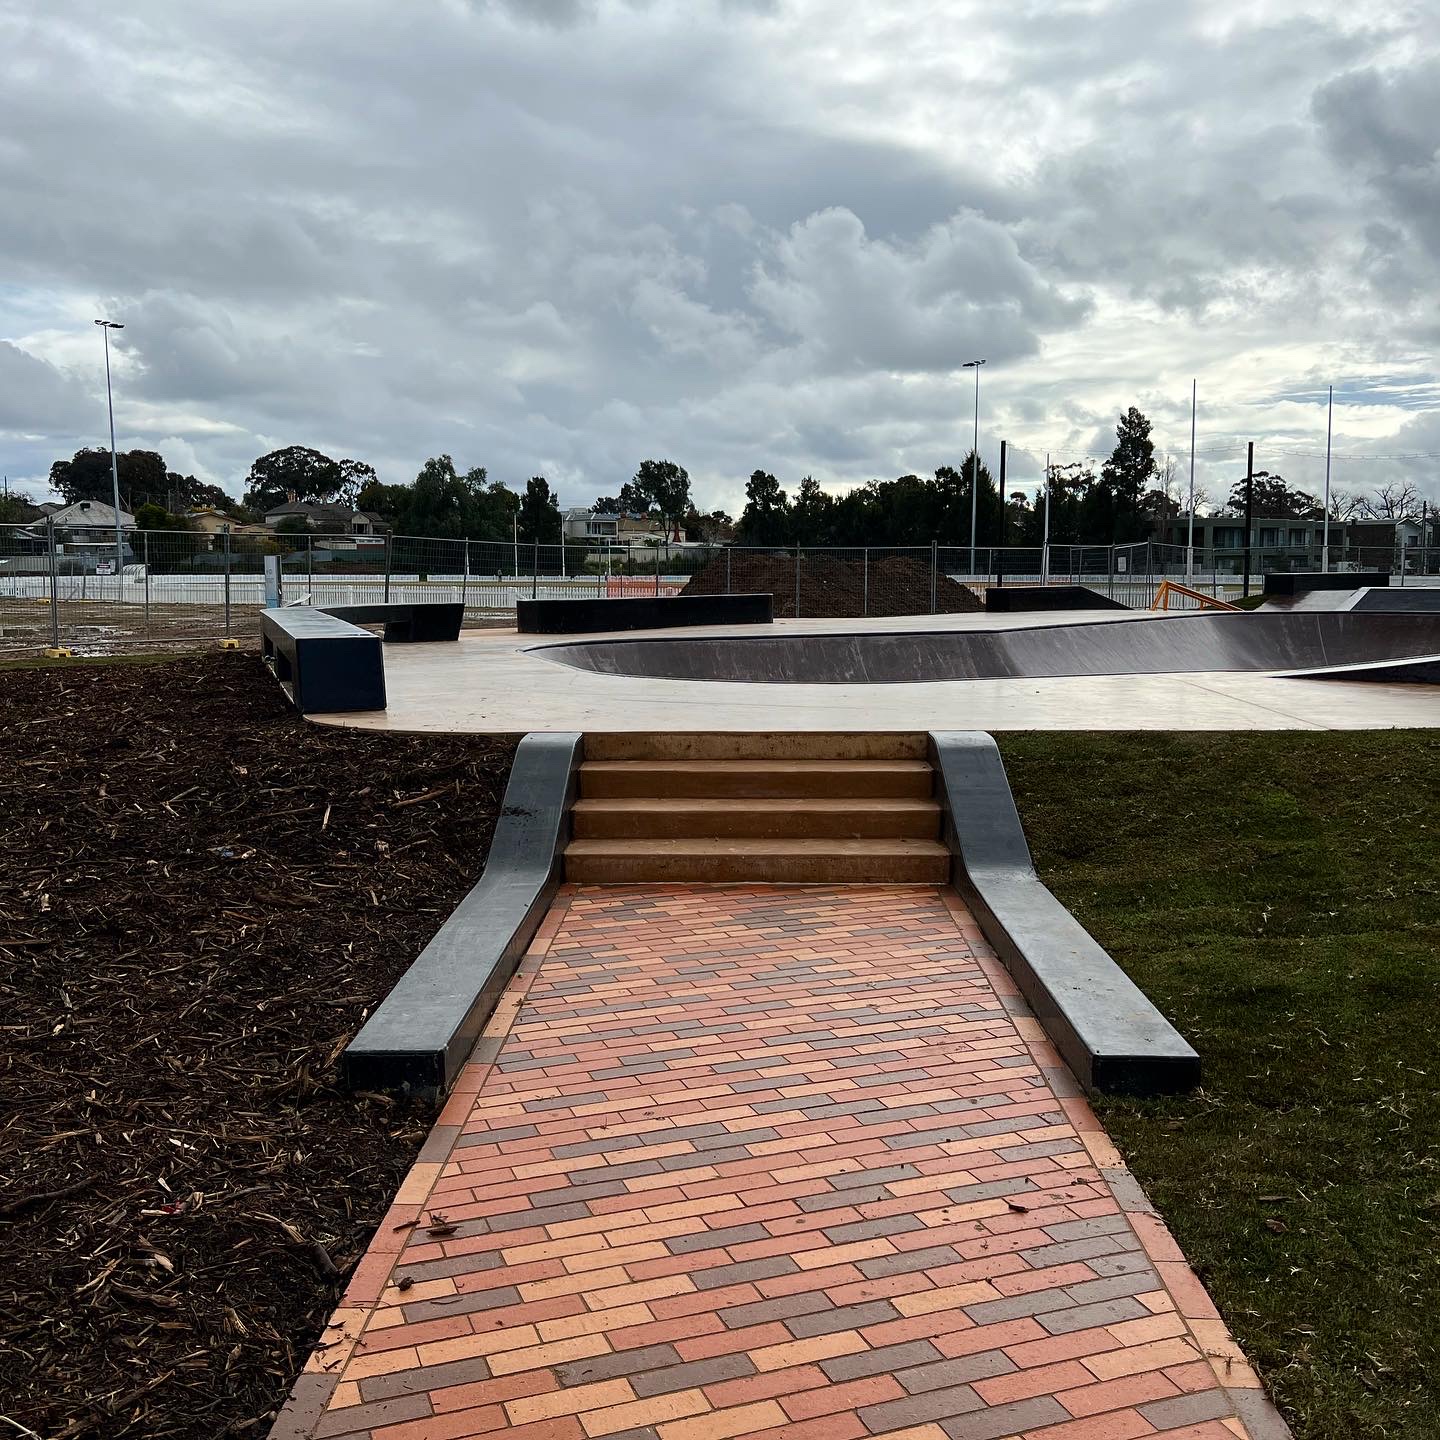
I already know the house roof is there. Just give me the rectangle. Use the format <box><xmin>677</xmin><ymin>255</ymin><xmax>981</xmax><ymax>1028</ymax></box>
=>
<box><xmin>47</xmin><ymin>500</ymin><xmax>136</xmax><ymax>527</ymax></box>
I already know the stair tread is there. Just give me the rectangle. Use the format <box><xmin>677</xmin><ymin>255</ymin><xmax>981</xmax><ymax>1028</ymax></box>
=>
<box><xmin>566</xmin><ymin>838</ymin><xmax>948</xmax><ymax>855</ymax></box>
<box><xmin>573</xmin><ymin>797</ymin><xmax>939</xmax><ymax>812</ymax></box>
<box><xmin>581</xmin><ymin>759</ymin><xmax>932</xmax><ymax>773</ymax></box>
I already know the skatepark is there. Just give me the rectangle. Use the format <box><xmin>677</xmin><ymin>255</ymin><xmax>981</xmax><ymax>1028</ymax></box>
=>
<box><xmin>247</xmin><ymin>575</ymin><xmax>1432</xmax><ymax>1440</ymax></box>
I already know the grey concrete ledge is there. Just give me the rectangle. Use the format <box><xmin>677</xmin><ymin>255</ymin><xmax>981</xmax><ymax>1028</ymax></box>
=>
<box><xmin>928</xmin><ymin>731</ymin><xmax>1200</xmax><ymax>1095</ymax></box>
<box><xmin>343</xmin><ymin>731</ymin><xmax>582</xmax><ymax>1097</ymax></box>
<box><xmin>517</xmin><ymin>592</ymin><xmax>773</xmax><ymax>634</ymax></box>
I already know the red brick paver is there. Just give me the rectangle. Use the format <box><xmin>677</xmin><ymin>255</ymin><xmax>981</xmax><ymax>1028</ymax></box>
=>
<box><xmin>274</xmin><ymin>886</ymin><xmax>1287</xmax><ymax>1440</ymax></box>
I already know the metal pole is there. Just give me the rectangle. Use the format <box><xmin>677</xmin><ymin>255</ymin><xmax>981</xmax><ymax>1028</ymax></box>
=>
<box><xmin>964</xmin><ymin>359</ymin><xmax>985</xmax><ymax>575</ymax></box>
<box><xmin>1042</xmin><ymin>453</ymin><xmax>1051</xmax><ymax>584</ymax></box>
<box><xmin>463</xmin><ymin>538</ymin><xmax>471</xmax><ymax>613</ymax></box>
<box><xmin>47</xmin><ymin>516</ymin><xmax>60</xmax><ymax>649</ymax></box>
<box><xmin>96</xmin><ymin>320</ymin><xmax>125</xmax><ymax>586</ymax></box>
<box><xmin>863</xmin><ymin>547</ymin><xmax>869</xmax><ymax>616</ymax></box>
<box><xmin>383</xmin><ymin>532</ymin><xmax>392</xmax><ymax>602</ymax></box>
<box><xmin>222</xmin><ymin>526</ymin><xmax>232</xmax><ymax>635</ymax></box>
<box><xmin>512</xmin><ymin>513</ymin><xmax>519</xmax><ymax>579</ymax></box>
<box><xmin>794</xmin><ymin>547</ymin><xmax>801</xmax><ymax>617</ymax></box>
<box><xmin>1322</xmin><ymin>384</ymin><xmax>1333</xmax><ymax>572</ymax></box>
<box><xmin>725</xmin><ymin>546</ymin><xmax>731</xmax><ymax>592</ymax></box>
<box><xmin>307</xmin><ymin>532</ymin><xmax>315</xmax><ymax>595</ymax></box>
<box><xmin>1187</xmin><ymin>379</ymin><xmax>1196</xmax><ymax>581</ymax></box>
<box><xmin>1242</xmin><ymin>441</ymin><xmax>1255</xmax><ymax>598</ymax></box>
<box><xmin>930</xmin><ymin>539</ymin><xmax>938</xmax><ymax>611</ymax></box>
<box><xmin>533</xmin><ymin>540</ymin><xmax>539</xmax><ymax>599</ymax></box>
<box><xmin>996</xmin><ymin>441</ymin><xmax>1007</xmax><ymax>588</ymax></box>
<box><xmin>142</xmin><ymin>530</ymin><xmax>150</xmax><ymax>628</ymax></box>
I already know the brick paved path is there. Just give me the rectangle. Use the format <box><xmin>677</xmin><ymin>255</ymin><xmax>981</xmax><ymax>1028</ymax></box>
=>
<box><xmin>276</xmin><ymin>885</ymin><xmax>1286</xmax><ymax>1440</ymax></box>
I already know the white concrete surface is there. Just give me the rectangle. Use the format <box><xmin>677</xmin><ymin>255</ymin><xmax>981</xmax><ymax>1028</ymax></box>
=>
<box><xmin>308</xmin><ymin>610</ymin><xmax>1440</xmax><ymax>734</ymax></box>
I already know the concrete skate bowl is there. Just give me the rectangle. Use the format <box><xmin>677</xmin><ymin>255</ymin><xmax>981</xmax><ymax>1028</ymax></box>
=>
<box><xmin>535</xmin><ymin>612</ymin><xmax>1440</xmax><ymax>685</ymax></box>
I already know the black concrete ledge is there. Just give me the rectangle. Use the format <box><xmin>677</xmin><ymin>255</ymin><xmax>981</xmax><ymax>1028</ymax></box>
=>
<box><xmin>985</xmin><ymin>585</ymin><xmax>1127</xmax><ymax>612</ymax></box>
<box><xmin>260</xmin><ymin>608</ymin><xmax>386</xmax><ymax>715</ymax></box>
<box><xmin>1264</xmin><ymin>570</ymin><xmax>1389</xmax><ymax>594</ymax></box>
<box><xmin>320</xmin><ymin>601</ymin><xmax>464</xmax><ymax>642</ymax></box>
<box><xmin>343</xmin><ymin>731</ymin><xmax>583</xmax><ymax>1097</ymax></box>
<box><xmin>928</xmin><ymin>731</ymin><xmax>1200</xmax><ymax>1096</ymax></box>
<box><xmin>516</xmin><ymin>593</ymin><xmax>773</xmax><ymax>634</ymax></box>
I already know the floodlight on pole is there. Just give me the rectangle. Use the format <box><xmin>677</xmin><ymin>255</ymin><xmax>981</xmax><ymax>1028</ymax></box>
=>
<box><xmin>95</xmin><ymin>319</ymin><xmax>125</xmax><ymax>580</ymax></box>
<box><xmin>962</xmin><ymin>359</ymin><xmax>986</xmax><ymax>575</ymax></box>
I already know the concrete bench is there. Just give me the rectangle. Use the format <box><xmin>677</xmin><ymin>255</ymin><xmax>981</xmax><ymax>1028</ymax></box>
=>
<box><xmin>319</xmin><ymin>601</ymin><xmax>464</xmax><ymax>642</ymax></box>
<box><xmin>260</xmin><ymin>608</ymin><xmax>386</xmax><ymax>715</ymax></box>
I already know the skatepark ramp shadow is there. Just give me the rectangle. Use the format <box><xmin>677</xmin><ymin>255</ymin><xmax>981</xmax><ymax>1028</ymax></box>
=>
<box><xmin>533</xmin><ymin>611</ymin><xmax>1440</xmax><ymax>685</ymax></box>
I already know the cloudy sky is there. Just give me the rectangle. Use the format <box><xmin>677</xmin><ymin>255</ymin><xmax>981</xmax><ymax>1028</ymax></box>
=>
<box><xmin>2</xmin><ymin>0</ymin><xmax>1437</xmax><ymax>517</ymax></box>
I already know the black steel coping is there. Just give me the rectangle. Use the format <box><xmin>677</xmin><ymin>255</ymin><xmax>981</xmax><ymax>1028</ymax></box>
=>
<box><xmin>985</xmin><ymin>585</ymin><xmax>1127</xmax><ymax>612</ymax></box>
<box><xmin>343</xmin><ymin>731</ymin><xmax>583</xmax><ymax>1097</ymax></box>
<box><xmin>1263</xmin><ymin>570</ymin><xmax>1390</xmax><ymax>594</ymax></box>
<box><xmin>928</xmin><ymin>731</ymin><xmax>1200</xmax><ymax>1096</ymax></box>
<box><xmin>516</xmin><ymin>592</ymin><xmax>773</xmax><ymax>634</ymax></box>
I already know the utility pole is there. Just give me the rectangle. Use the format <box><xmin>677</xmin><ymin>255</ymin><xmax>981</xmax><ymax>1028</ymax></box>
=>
<box><xmin>1042</xmin><ymin>452</ymin><xmax>1051</xmax><ymax>584</ymax></box>
<box><xmin>95</xmin><ymin>319</ymin><xmax>126</xmax><ymax>578</ymax></box>
<box><xmin>1187</xmin><ymin>379</ymin><xmax>1196</xmax><ymax>581</ymax></box>
<box><xmin>1242</xmin><ymin>441</ymin><xmax>1255</xmax><ymax>599</ymax></box>
<box><xmin>962</xmin><ymin>359</ymin><xmax>986</xmax><ymax>576</ymax></box>
<box><xmin>1322</xmin><ymin>384</ymin><xmax>1333</xmax><ymax>572</ymax></box>
<box><xmin>997</xmin><ymin>439</ymin><xmax>1007</xmax><ymax>584</ymax></box>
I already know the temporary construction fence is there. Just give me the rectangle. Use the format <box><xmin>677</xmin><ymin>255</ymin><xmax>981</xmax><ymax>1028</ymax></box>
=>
<box><xmin>2</xmin><ymin>521</ymin><xmax>1436</xmax><ymax>653</ymax></box>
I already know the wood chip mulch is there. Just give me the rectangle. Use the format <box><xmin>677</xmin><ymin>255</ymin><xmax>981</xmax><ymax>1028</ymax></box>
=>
<box><xmin>0</xmin><ymin>652</ymin><xmax>516</xmax><ymax>1438</ymax></box>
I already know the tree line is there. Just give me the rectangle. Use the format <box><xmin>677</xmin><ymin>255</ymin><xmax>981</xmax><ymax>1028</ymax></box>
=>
<box><xmin>10</xmin><ymin>408</ymin><xmax>1428</xmax><ymax>544</ymax></box>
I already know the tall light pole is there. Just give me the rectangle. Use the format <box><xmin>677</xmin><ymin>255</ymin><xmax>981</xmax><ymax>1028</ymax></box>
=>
<box><xmin>962</xmin><ymin>359</ymin><xmax>986</xmax><ymax>575</ymax></box>
<box><xmin>1322</xmin><ymin>384</ymin><xmax>1334</xmax><ymax>572</ymax></box>
<box><xmin>95</xmin><ymin>319</ymin><xmax>125</xmax><ymax>578</ymax></box>
<box><xmin>1187</xmin><ymin>379</ymin><xmax>1197</xmax><ymax>581</ymax></box>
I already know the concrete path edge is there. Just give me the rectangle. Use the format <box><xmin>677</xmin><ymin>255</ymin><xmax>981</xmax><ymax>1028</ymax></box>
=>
<box><xmin>928</xmin><ymin>730</ymin><xmax>1202</xmax><ymax>1095</ymax></box>
<box><xmin>342</xmin><ymin>730</ymin><xmax>582</xmax><ymax>1097</ymax></box>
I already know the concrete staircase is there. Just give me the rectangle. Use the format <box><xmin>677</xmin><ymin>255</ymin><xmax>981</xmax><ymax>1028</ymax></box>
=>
<box><xmin>565</xmin><ymin>734</ymin><xmax>950</xmax><ymax>884</ymax></box>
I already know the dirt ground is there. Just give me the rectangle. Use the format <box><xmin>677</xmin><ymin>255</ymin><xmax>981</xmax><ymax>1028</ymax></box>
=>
<box><xmin>0</xmin><ymin>653</ymin><xmax>515</xmax><ymax>1437</ymax></box>
<box><xmin>681</xmin><ymin>550</ymin><xmax>984</xmax><ymax>616</ymax></box>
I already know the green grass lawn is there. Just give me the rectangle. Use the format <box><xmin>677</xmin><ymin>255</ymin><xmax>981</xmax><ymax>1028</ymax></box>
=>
<box><xmin>1000</xmin><ymin>731</ymin><xmax>1440</xmax><ymax>1440</ymax></box>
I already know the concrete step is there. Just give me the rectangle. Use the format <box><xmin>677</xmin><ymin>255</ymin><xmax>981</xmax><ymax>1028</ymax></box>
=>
<box><xmin>583</xmin><ymin>732</ymin><xmax>929</xmax><ymax>762</ymax></box>
<box><xmin>579</xmin><ymin>759</ymin><xmax>935</xmax><ymax>800</ymax></box>
<box><xmin>563</xmin><ymin>838</ymin><xmax>952</xmax><ymax>884</ymax></box>
<box><xmin>572</xmin><ymin>796</ymin><xmax>941</xmax><ymax>840</ymax></box>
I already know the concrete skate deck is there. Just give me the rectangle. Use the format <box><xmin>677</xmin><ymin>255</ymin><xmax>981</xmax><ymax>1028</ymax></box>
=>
<box><xmin>537</xmin><ymin>611</ymin><xmax>1440</xmax><ymax>685</ymax></box>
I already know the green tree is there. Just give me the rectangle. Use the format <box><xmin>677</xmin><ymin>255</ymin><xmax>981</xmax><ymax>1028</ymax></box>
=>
<box><xmin>517</xmin><ymin>475</ymin><xmax>562</xmax><ymax>545</ymax></box>
<box><xmin>591</xmin><ymin>495</ymin><xmax>624</xmax><ymax>514</ymax></box>
<box><xmin>243</xmin><ymin>446</ymin><xmax>346</xmax><ymax>514</ymax></box>
<box><xmin>132</xmin><ymin>502</ymin><xmax>191</xmax><ymax>532</ymax></box>
<box><xmin>1090</xmin><ymin>407</ymin><xmax>1157</xmax><ymax>542</ymax></box>
<box><xmin>628</xmin><ymin>460</ymin><xmax>692</xmax><ymax>534</ymax></box>
<box><xmin>791</xmin><ymin>475</ymin><xmax>834</xmax><ymax>544</ymax></box>
<box><xmin>49</xmin><ymin>448</ymin><xmax>168</xmax><ymax>509</ymax></box>
<box><xmin>1223</xmin><ymin>472</ymin><xmax>1321</xmax><ymax>519</ymax></box>
<box><xmin>737</xmin><ymin>470</ymin><xmax>790</xmax><ymax>545</ymax></box>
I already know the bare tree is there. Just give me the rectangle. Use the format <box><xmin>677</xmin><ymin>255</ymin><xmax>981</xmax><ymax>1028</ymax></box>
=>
<box><xmin>1327</xmin><ymin>488</ymin><xmax>1366</xmax><ymax>521</ymax></box>
<box><xmin>1361</xmin><ymin>479</ymin><xmax>1422</xmax><ymax>521</ymax></box>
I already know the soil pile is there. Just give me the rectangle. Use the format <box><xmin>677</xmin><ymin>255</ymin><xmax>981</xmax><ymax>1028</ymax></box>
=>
<box><xmin>0</xmin><ymin>653</ymin><xmax>514</xmax><ymax>1438</ymax></box>
<box><xmin>681</xmin><ymin>550</ymin><xmax>982</xmax><ymax>617</ymax></box>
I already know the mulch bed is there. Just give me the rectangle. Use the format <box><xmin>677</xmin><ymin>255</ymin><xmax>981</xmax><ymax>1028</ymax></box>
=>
<box><xmin>680</xmin><ymin>551</ymin><xmax>983</xmax><ymax>617</ymax></box>
<box><xmin>0</xmin><ymin>653</ymin><xmax>515</xmax><ymax>1438</ymax></box>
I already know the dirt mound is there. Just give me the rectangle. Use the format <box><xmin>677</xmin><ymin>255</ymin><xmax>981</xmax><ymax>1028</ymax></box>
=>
<box><xmin>0</xmin><ymin>654</ymin><xmax>514</xmax><ymax>1438</ymax></box>
<box><xmin>681</xmin><ymin>550</ymin><xmax>982</xmax><ymax>618</ymax></box>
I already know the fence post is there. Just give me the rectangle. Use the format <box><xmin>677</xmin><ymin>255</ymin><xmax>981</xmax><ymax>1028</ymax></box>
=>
<box><xmin>1107</xmin><ymin>545</ymin><xmax>1115</xmax><ymax>601</ymax></box>
<box><xmin>383</xmin><ymin>533</ymin><xmax>392</xmax><ymax>602</ymax></box>
<box><xmin>795</xmin><ymin>548</ymin><xmax>801</xmax><ymax>618</ymax></box>
<box><xmin>462</xmin><ymin>539</ymin><xmax>470</xmax><ymax>614</ymax></box>
<box><xmin>47</xmin><ymin>517</ymin><xmax>60</xmax><ymax>649</ymax></box>
<box><xmin>533</xmin><ymin>541</ymin><xmax>539</xmax><ymax>599</ymax></box>
<box><xmin>930</xmin><ymin>540</ymin><xmax>938</xmax><ymax>611</ymax></box>
<box><xmin>725</xmin><ymin>546</ymin><xmax>731</xmax><ymax>592</ymax></box>
<box><xmin>142</xmin><ymin>530</ymin><xmax>151</xmax><ymax>629</ymax></box>
<box><xmin>222</xmin><ymin>528</ymin><xmax>232</xmax><ymax>636</ymax></box>
<box><xmin>863</xmin><ymin>548</ymin><xmax>869</xmax><ymax>617</ymax></box>
<box><xmin>307</xmin><ymin>533</ymin><xmax>315</xmax><ymax>596</ymax></box>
